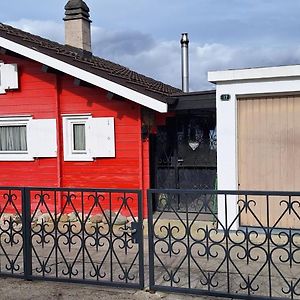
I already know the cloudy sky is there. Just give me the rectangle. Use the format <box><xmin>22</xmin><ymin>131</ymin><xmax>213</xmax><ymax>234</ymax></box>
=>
<box><xmin>1</xmin><ymin>0</ymin><xmax>300</xmax><ymax>90</ymax></box>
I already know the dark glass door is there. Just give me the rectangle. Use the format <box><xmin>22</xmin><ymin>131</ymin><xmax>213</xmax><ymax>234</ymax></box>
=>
<box><xmin>152</xmin><ymin>113</ymin><xmax>217</xmax><ymax>211</ymax></box>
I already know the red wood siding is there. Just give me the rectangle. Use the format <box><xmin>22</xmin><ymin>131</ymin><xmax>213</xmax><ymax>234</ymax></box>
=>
<box><xmin>0</xmin><ymin>54</ymin><xmax>58</xmax><ymax>187</ymax></box>
<box><xmin>59</xmin><ymin>75</ymin><xmax>142</xmax><ymax>189</ymax></box>
<box><xmin>0</xmin><ymin>54</ymin><xmax>152</xmax><ymax>217</ymax></box>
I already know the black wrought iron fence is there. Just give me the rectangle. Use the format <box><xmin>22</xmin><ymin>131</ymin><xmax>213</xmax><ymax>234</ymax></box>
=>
<box><xmin>148</xmin><ymin>189</ymin><xmax>300</xmax><ymax>300</ymax></box>
<box><xmin>1</xmin><ymin>186</ymin><xmax>300</xmax><ymax>299</ymax></box>
<box><xmin>0</xmin><ymin>187</ymin><xmax>144</xmax><ymax>288</ymax></box>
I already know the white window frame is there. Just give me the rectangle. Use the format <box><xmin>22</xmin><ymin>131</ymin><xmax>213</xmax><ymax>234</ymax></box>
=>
<box><xmin>0</xmin><ymin>116</ymin><xmax>33</xmax><ymax>161</ymax></box>
<box><xmin>62</xmin><ymin>114</ymin><xmax>115</xmax><ymax>161</ymax></box>
<box><xmin>63</xmin><ymin>114</ymin><xmax>93</xmax><ymax>161</ymax></box>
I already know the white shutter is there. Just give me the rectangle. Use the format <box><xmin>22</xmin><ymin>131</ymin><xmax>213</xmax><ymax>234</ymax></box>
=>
<box><xmin>0</xmin><ymin>63</ymin><xmax>18</xmax><ymax>93</ymax></box>
<box><xmin>27</xmin><ymin>119</ymin><xmax>57</xmax><ymax>157</ymax></box>
<box><xmin>89</xmin><ymin>117</ymin><xmax>115</xmax><ymax>157</ymax></box>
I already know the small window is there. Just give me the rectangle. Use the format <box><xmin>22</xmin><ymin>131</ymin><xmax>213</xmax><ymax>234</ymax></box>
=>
<box><xmin>0</xmin><ymin>125</ymin><xmax>27</xmax><ymax>151</ymax></box>
<box><xmin>72</xmin><ymin>123</ymin><xmax>86</xmax><ymax>152</ymax></box>
<box><xmin>0</xmin><ymin>116</ymin><xmax>33</xmax><ymax>161</ymax></box>
<box><xmin>63</xmin><ymin>115</ymin><xmax>115</xmax><ymax>161</ymax></box>
<box><xmin>0</xmin><ymin>117</ymin><xmax>57</xmax><ymax>161</ymax></box>
<box><xmin>63</xmin><ymin>115</ymin><xmax>92</xmax><ymax>161</ymax></box>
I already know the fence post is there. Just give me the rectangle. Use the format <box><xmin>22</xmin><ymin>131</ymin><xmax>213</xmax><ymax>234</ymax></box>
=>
<box><xmin>137</xmin><ymin>190</ymin><xmax>144</xmax><ymax>289</ymax></box>
<box><xmin>22</xmin><ymin>187</ymin><xmax>32</xmax><ymax>280</ymax></box>
<box><xmin>147</xmin><ymin>189</ymin><xmax>155</xmax><ymax>291</ymax></box>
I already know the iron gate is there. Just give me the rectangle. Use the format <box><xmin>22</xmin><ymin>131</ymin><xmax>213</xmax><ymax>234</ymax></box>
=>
<box><xmin>148</xmin><ymin>189</ymin><xmax>300</xmax><ymax>300</ymax></box>
<box><xmin>0</xmin><ymin>187</ymin><xmax>144</xmax><ymax>288</ymax></box>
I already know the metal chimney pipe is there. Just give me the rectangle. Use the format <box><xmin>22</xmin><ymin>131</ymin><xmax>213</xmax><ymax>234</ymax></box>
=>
<box><xmin>181</xmin><ymin>33</ymin><xmax>189</xmax><ymax>92</ymax></box>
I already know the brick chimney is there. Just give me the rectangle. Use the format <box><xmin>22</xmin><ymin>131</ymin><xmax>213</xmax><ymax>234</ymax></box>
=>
<box><xmin>64</xmin><ymin>0</ymin><xmax>92</xmax><ymax>52</ymax></box>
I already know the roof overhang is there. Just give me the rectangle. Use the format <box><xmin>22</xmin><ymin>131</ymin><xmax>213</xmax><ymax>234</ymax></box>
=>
<box><xmin>169</xmin><ymin>90</ymin><xmax>216</xmax><ymax>111</ymax></box>
<box><xmin>208</xmin><ymin>65</ymin><xmax>300</xmax><ymax>84</ymax></box>
<box><xmin>0</xmin><ymin>37</ymin><xmax>168</xmax><ymax>113</ymax></box>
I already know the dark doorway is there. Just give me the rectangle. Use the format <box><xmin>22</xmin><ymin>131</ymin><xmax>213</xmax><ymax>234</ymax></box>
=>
<box><xmin>151</xmin><ymin>112</ymin><xmax>217</xmax><ymax>211</ymax></box>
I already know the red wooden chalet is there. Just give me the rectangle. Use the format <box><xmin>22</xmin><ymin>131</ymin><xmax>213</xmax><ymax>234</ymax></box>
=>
<box><xmin>0</xmin><ymin>0</ymin><xmax>216</xmax><ymax>216</ymax></box>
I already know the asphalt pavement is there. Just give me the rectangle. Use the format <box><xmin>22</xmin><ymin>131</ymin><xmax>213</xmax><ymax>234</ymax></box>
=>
<box><xmin>0</xmin><ymin>277</ymin><xmax>234</xmax><ymax>300</ymax></box>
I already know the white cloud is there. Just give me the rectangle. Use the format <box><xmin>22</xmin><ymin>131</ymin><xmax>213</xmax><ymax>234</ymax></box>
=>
<box><xmin>5</xmin><ymin>19</ymin><xmax>300</xmax><ymax>91</ymax></box>
<box><xmin>7</xmin><ymin>19</ymin><xmax>64</xmax><ymax>43</ymax></box>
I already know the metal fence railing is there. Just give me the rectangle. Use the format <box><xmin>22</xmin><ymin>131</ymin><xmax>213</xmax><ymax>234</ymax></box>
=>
<box><xmin>148</xmin><ymin>189</ymin><xmax>300</xmax><ymax>300</ymax></box>
<box><xmin>1</xmin><ymin>186</ymin><xmax>300</xmax><ymax>299</ymax></box>
<box><xmin>0</xmin><ymin>187</ymin><xmax>144</xmax><ymax>288</ymax></box>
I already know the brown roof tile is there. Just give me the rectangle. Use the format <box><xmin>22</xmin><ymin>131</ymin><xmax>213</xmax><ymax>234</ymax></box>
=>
<box><xmin>0</xmin><ymin>23</ymin><xmax>181</xmax><ymax>103</ymax></box>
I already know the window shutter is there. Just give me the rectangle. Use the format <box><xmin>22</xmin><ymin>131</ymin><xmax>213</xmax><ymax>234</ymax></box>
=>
<box><xmin>0</xmin><ymin>63</ymin><xmax>18</xmax><ymax>93</ymax></box>
<box><xmin>89</xmin><ymin>117</ymin><xmax>115</xmax><ymax>157</ymax></box>
<box><xmin>27</xmin><ymin>119</ymin><xmax>57</xmax><ymax>157</ymax></box>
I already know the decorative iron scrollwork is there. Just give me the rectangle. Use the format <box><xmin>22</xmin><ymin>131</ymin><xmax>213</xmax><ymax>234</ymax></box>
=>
<box><xmin>0</xmin><ymin>187</ymin><xmax>143</xmax><ymax>288</ymax></box>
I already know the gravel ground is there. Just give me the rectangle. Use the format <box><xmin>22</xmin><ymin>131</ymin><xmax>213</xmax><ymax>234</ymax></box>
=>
<box><xmin>0</xmin><ymin>277</ymin><xmax>234</xmax><ymax>300</ymax></box>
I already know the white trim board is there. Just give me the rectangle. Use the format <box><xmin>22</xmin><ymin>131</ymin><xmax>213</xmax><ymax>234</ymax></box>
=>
<box><xmin>0</xmin><ymin>37</ymin><xmax>168</xmax><ymax>113</ymax></box>
<box><xmin>208</xmin><ymin>65</ymin><xmax>300</xmax><ymax>83</ymax></box>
